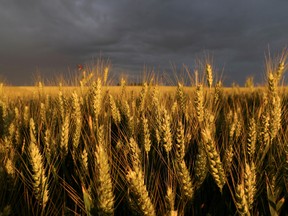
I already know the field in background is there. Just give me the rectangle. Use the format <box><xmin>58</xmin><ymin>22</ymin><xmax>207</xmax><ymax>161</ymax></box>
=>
<box><xmin>3</xmin><ymin>85</ymin><xmax>288</xmax><ymax>98</ymax></box>
<box><xmin>1</xmin><ymin>53</ymin><xmax>288</xmax><ymax>216</ymax></box>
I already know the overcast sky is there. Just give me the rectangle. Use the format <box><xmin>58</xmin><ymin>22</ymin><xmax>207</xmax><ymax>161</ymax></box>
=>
<box><xmin>0</xmin><ymin>0</ymin><xmax>287</xmax><ymax>85</ymax></box>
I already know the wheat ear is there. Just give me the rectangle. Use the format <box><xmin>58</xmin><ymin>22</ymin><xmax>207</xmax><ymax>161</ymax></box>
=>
<box><xmin>201</xmin><ymin>126</ymin><xmax>226</xmax><ymax>191</ymax></box>
<box><xmin>23</xmin><ymin>105</ymin><xmax>30</xmax><ymax>127</ymax></box>
<box><xmin>92</xmin><ymin>78</ymin><xmax>102</xmax><ymax>119</ymax></box>
<box><xmin>206</xmin><ymin>63</ymin><xmax>213</xmax><ymax>88</ymax></box>
<box><xmin>195</xmin><ymin>84</ymin><xmax>204</xmax><ymax>123</ymax></box>
<box><xmin>175</xmin><ymin>121</ymin><xmax>185</xmax><ymax>160</ymax></box>
<box><xmin>82</xmin><ymin>148</ymin><xmax>89</xmax><ymax>174</ymax></box>
<box><xmin>122</xmin><ymin>100</ymin><xmax>134</xmax><ymax>136</ymax></box>
<box><xmin>138</xmin><ymin>82</ymin><xmax>148</xmax><ymax>112</ymax></box>
<box><xmin>175</xmin><ymin>121</ymin><xmax>194</xmax><ymax>200</ymax></box>
<box><xmin>60</xmin><ymin>115</ymin><xmax>69</xmax><ymax>156</ymax></box>
<box><xmin>214</xmin><ymin>81</ymin><xmax>222</xmax><ymax>105</ymax></box>
<box><xmin>247</xmin><ymin>118</ymin><xmax>257</xmax><ymax>160</ymax></box>
<box><xmin>29</xmin><ymin>118</ymin><xmax>49</xmax><ymax>208</ymax></box>
<box><xmin>176</xmin><ymin>83</ymin><xmax>186</xmax><ymax>113</ymax></box>
<box><xmin>120</xmin><ymin>78</ymin><xmax>126</xmax><ymax>98</ymax></box>
<box><xmin>72</xmin><ymin>91</ymin><xmax>82</xmax><ymax>150</ymax></box>
<box><xmin>235</xmin><ymin>183</ymin><xmax>250</xmax><ymax>216</ymax></box>
<box><xmin>275</xmin><ymin>59</ymin><xmax>285</xmax><ymax>82</ymax></box>
<box><xmin>142</xmin><ymin>115</ymin><xmax>151</xmax><ymax>154</ymax></box>
<box><xmin>128</xmin><ymin>137</ymin><xmax>142</xmax><ymax>172</ymax></box>
<box><xmin>194</xmin><ymin>143</ymin><xmax>208</xmax><ymax>188</ymax></box>
<box><xmin>109</xmin><ymin>94</ymin><xmax>121</xmax><ymax>125</ymax></box>
<box><xmin>126</xmin><ymin>170</ymin><xmax>156</xmax><ymax>216</ymax></box>
<box><xmin>58</xmin><ymin>90</ymin><xmax>65</xmax><ymax>121</ymax></box>
<box><xmin>244</xmin><ymin>162</ymin><xmax>257</xmax><ymax>210</ymax></box>
<box><xmin>40</xmin><ymin>102</ymin><xmax>46</xmax><ymax>125</ymax></box>
<box><xmin>152</xmin><ymin>85</ymin><xmax>160</xmax><ymax>109</ymax></box>
<box><xmin>269</xmin><ymin>93</ymin><xmax>281</xmax><ymax>140</ymax></box>
<box><xmin>44</xmin><ymin>128</ymin><xmax>52</xmax><ymax>162</ymax></box>
<box><xmin>176</xmin><ymin>160</ymin><xmax>194</xmax><ymax>201</ymax></box>
<box><xmin>165</xmin><ymin>185</ymin><xmax>175</xmax><ymax>213</ymax></box>
<box><xmin>103</xmin><ymin>66</ymin><xmax>109</xmax><ymax>85</ymax></box>
<box><xmin>95</xmin><ymin>126</ymin><xmax>114</xmax><ymax>215</ymax></box>
<box><xmin>161</xmin><ymin>109</ymin><xmax>173</xmax><ymax>153</ymax></box>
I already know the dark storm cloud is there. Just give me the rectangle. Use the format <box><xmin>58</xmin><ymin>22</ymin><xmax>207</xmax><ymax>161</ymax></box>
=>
<box><xmin>0</xmin><ymin>0</ymin><xmax>287</xmax><ymax>85</ymax></box>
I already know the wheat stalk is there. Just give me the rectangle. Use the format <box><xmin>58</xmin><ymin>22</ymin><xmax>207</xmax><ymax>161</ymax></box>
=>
<box><xmin>0</xmin><ymin>82</ymin><xmax>3</xmax><ymax>96</ymax></box>
<box><xmin>0</xmin><ymin>100</ymin><xmax>7</xmax><ymax>119</ymax></box>
<box><xmin>103</xmin><ymin>66</ymin><xmax>109</xmax><ymax>85</ymax></box>
<box><xmin>152</xmin><ymin>85</ymin><xmax>160</xmax><ymax>109</ymax></box>
<box><xmin>214</xmin><ymin>81</ymin><xmax>222</xmax><ymax>105</ymax></box>
<box><xmin>223</xmin><ymin>143</ymin><xmax>233</xmax><ymax>175</ymax></box>
<box><xmin>44</xmin><ymin>128</ymin><xmax>52</xmax><ymax>162</ymax></box>
<box><xmin>45</xmin><ymin>94</ymin><xmax>50</xmax><ymax>108</ymax></box>
<box><xmin>72</xmin><ymin>91</ymin><xmax>82</xmax><ymax>150</ymax></box>
<box><xmin>224</xmin><ymin>111</ymin><xmax>239</xmax><ymax>173</ymax></box>
<box><xmin>259</xmin><ymin>113</ymin><xmax>270</xmax><ymax>149</ymax></box>
<box><xmin>58</xmin><ymin>90</ymin><xmax>65</xmax><ymax>121</ymax></box>
<box><xmin>235</xmin><ymin>109</ymin><xmax>242</xmax><ymax>139</ymax></box>
<box><xmin>194</xmin><ymin>143</ymin><xmax>209</xmax><ymax>188</ymax></box>
<box><xmin>206</xmin><ymin>64</ymin><xmax>213</xmax><ymax>88</ymax></box>
<box><xmin>5</xmin><ymin>158</ymin><xmax>15</xmax><ymax>177</ymax></box>
<box><xmin>120</xmin><ymin>78</ymin><xmax>126</xmax><ymax>98</ymax></box>
<box><xmin>247</xmin><ymin>118</ymin><xmax>257</xmax><ymax>160</ymax></box>
<box><xmin>29</xmin><ymin>118</ymin><xmax>49</xmax><ymax>208</ymax></box>
<box><xmin>126</xmin><ymin>170</ymin><xmax>156</xmax><ymax>216</ymax></box>
<box><xmin>195</xmin><ymin>84</ymin><xmax>204</xmax><ymax>123</ymax></box>
<box><xmin>274</xmin><ymin>50</ymin><xmax>287</xmax><ymax>83</ymax></box>
<box><xmin>176</xmin><ymin>160</ymin><xmax>194</xmax><ymax>201</ymax></box>
<box><xmin>142</xmin><ymin>115</ymin><xmax>151</xmax><ymax>154</ymax></box>
<box><xmin>8</xmin><ymin>122</ymin><xmax>15</xmax><ymax>140</ymax></box>
<box><xmin>23</xmin><ymin>105</ymin><xmax>30</xmax><ymax>127</ymax></box>
<box><xmin>201</xmin><ymin>126</ymin><xmax>226</xmax><ymax>191</ymax></box>
<box><xmin>161</xmin><ymin>109</ymin><xmax>173</xmax><ymax>153</ymax></box>
<box><xmin>40</xmin><ymin>103</ymin><xmax>46</xmax><ymax>125</ymax></box>
<box><xmin>37</xmin><ymin>81</ymin><xmax>44</xmax><ymax>99</ymax></box>
<box><xmin>60</xmin><ymin>115</ymin><xmax>69</xmax><ymax>156</ymax></box>
<box><xmin>165</xmin><ymin>185</ymin><xmax>176</xmax><ymax>215</ymax></box>
<box><xmin>269</xmin><ymin>93</ymin><xmax>281</xmax><ymax>140</ymax></box>
<box><xmin>14</xmin><ymin>107</ymin><xmax>20</xmax><ymax>122</ymax></box>
<box><xmin>82</xmin><ymin>148</ymin><xmax>89</xmax><ymax>174</ymax></box>
<box><xmin>176</xmin><ymin>83</ymin><xmax>186</xmax><ymax>113</ymax></box>
<box><xmin>234</xmin><ymin>162</ymin><xmax>256</xmax><ymax>215</ymax></box>
<box><xmin>275</xmin><ymin>61</ymin><xmax>285</xmax><ymax>82</ymax></box>
<box><xmin>138</xmin><ymin>82</ymin><xmax>148</xmax><ymax>112</ymax></box>
<box><xmin>174</xmin><ymin>121</ymin><xmax>194</xmax><ymax>200</ymax></box>
<box><xmin>82</xmin><ymin>185</ymin><xmax>94</xmax><ymax>216</ymax></box>
<box><xmin>95</xmin><ymin>126</ymin><xmax>114</xmax><ymax>215</ymax></box>
<box><xmin>128</xmin><ymin>137</ymin><xmax>142</xmax><ymax>172</ymax></box>
<box><xmin>92</xmin><ymin>78</ymin><xmax>102</xmax><ymax>119</ymax></box>
<box><xmin>171</xmin><ymin>101</ymin><xmax>178</xmax><ymax>115</ymax></box>
<box><xmin>122</xmin><ymin>100</ymin><xmax>134</xmax><ymax>136</ymax></box>
<box><xmin>175</xmin><ymin>121</ymin><xmax>185</xmax><ymax>161</ymax></box>
<box><xmin>235</xmin><ymin>183</ymin><xmax>250</xmax><ymax>216</ymax></box>
<box><xmin>244</xmin><ymin>162</ymin><xmax>257</xmax><ymax>210</ymax></box>
<box><xmin>109</xmin><ymin>94</ymin><xmax>121</xmax><ymax>125</ymax></box>
<box><xmin>229</xmin><ymin>112</ymin><xmax>237</xmax><ymax>140</ymax></box>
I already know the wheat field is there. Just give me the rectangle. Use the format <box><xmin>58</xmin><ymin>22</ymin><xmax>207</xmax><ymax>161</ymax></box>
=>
<box><xmin>1</xmin><ymin>54</ymin><xmax>288</xmax><ymax>215</ymax></box>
